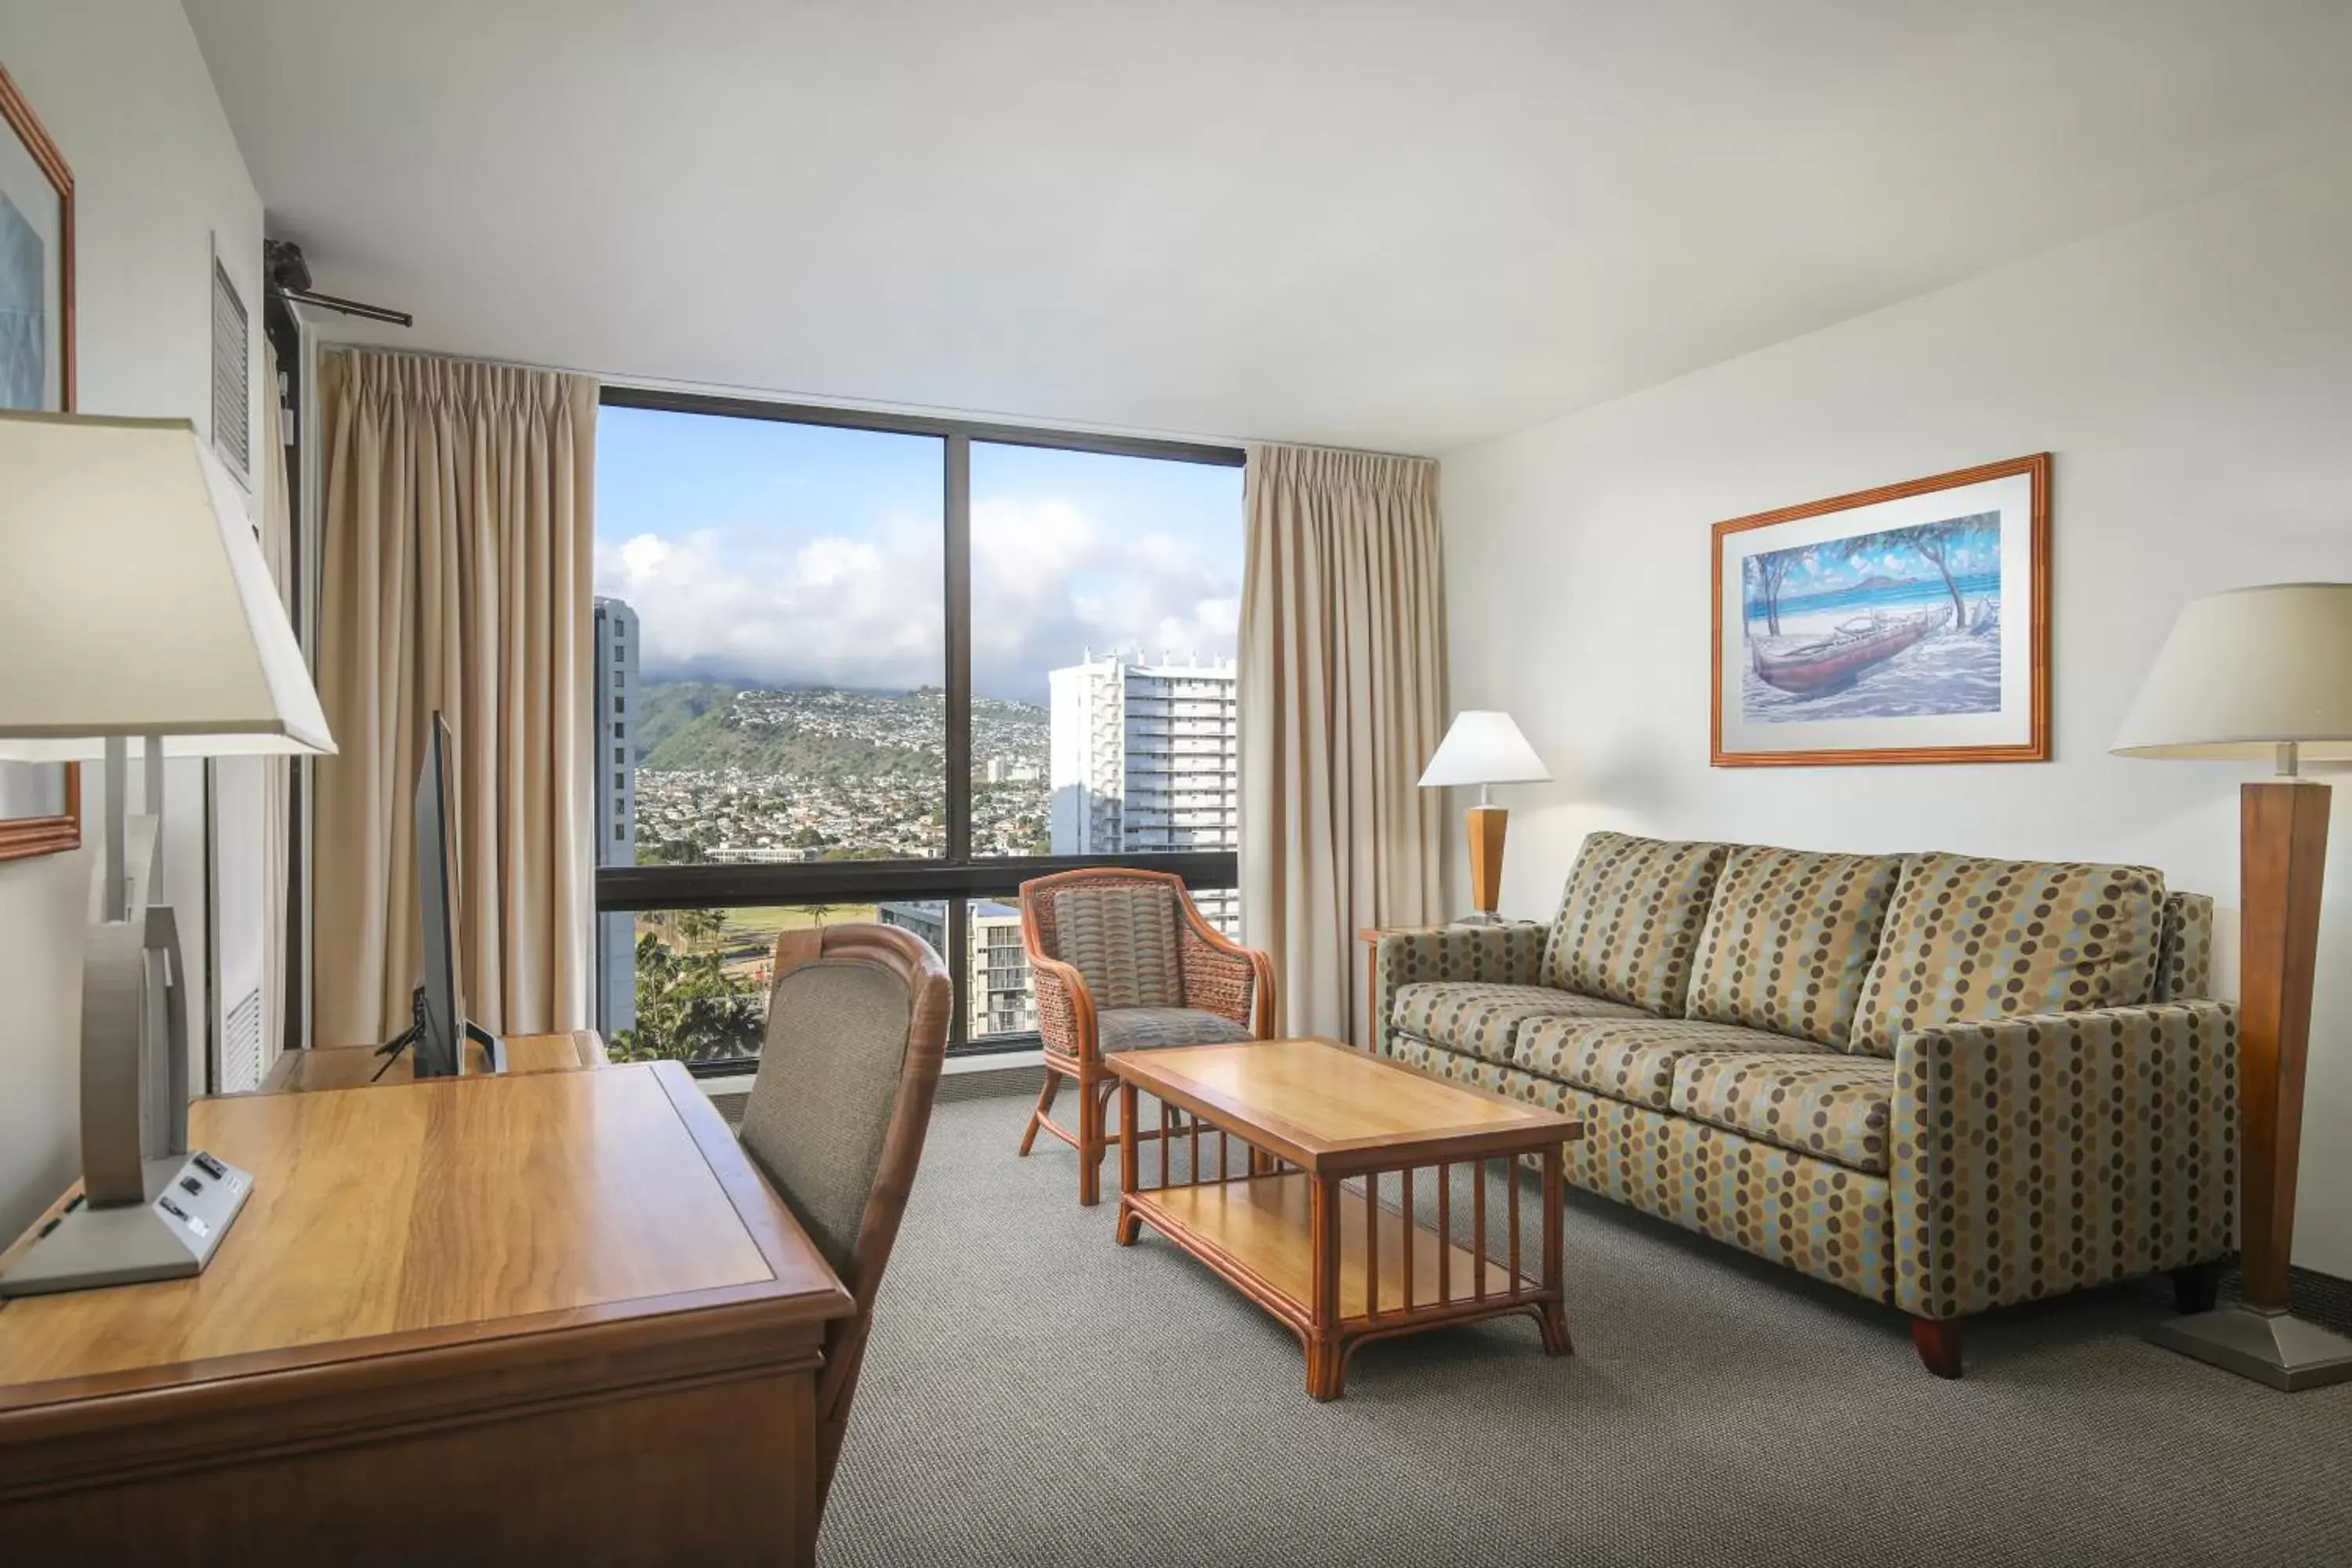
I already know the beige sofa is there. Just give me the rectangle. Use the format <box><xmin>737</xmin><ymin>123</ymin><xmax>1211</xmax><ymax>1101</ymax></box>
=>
<box><xmin>1374</xmin><ymin>833</ymin><xmax>2236</xmax><ymax>1377</ymax></box>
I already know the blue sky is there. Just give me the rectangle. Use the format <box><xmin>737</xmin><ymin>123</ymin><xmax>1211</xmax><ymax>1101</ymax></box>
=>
<box><xmin>1748</xmin><ymin>512</ymin><xmax>2002</xmax><ymax>603</ymax></box>
<box><xmin>595</xmin><ymin>405</ymin><xmax>1243</xmax><ymax>704</ymax></box>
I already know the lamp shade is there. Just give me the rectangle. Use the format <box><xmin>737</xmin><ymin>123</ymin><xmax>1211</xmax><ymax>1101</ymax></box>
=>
<box><xmin>1418</xmin><ymin>710</ymin><xmax>1552</xmax><ymax>788</ymax></box>
<box><xmin>0</xmin><ymin>412</ymin><xmax>333</xmax><ymax>761</ymax></box>
<box><xmin>2111</xmin><ymin>583</ymin><xmax>2352</xmax><ymax>762</ymax></box>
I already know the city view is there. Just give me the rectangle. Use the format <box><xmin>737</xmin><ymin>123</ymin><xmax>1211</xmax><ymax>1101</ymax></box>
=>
<box><xmin>592</xmin><ymin>405</ymin><xmax>1243</xmax><ymax>1062</ymax></box>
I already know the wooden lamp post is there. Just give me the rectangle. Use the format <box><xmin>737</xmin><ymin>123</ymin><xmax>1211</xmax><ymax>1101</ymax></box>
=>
<box><xmin>1418</xmin><ymin>711</ymin><xmax>1552</xmax><ymax>924</ymax></box>
<box><xmin>2114</xmin><ymin>582</ymin><xmax>2352</xmax><ymax>1390</ymax></box>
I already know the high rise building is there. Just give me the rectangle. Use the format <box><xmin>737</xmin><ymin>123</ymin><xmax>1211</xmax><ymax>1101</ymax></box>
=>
<box><xmin>593</xmin><ymin>597</ymin><xmax>638</xmax><ymax>1036</ymax></box>
<box><xmin>1047</xmin><ymin>652</ymin><xmax>1239</xmax><ymax>932</ymax></box>
<box><xmin>877</xmin><ymin>900</ymin><xmax>1034</xmax><ymax>1038</ymax></box>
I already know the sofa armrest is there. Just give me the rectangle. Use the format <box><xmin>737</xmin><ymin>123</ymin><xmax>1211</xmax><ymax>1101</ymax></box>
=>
<box><xmin>1371</xmin><ymin>924</ymin><xmax>1549</xmax><ymax>1054</ymax></box>
<box><xmin>1891</xmin><ymin>1001</ymin><xmax>2237</xmax><ymax>1320</ymax></box>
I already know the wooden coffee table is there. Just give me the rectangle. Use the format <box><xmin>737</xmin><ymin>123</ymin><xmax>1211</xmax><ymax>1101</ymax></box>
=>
<box><xmin>1106</xmin><ymin>1037</ymin><xmax>1581</xmax><ymax>1399</ymax></box>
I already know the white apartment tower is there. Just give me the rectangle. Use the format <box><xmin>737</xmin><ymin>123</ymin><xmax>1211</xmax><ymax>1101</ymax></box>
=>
<box><xmin>1048</xmin><ymin>652</ymin><xmax>1239</xmax><ymax>932</ymax></box>
<box><xmin>593</xmin><ymin>597</ymin><xmax>638</xmax><ymax>1035</ymax></box>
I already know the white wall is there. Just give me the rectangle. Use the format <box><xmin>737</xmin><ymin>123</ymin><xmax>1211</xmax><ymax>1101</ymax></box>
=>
<box><xmin>0</xmin><ymin>2</ymin><xmax>263</xmax><ymax>1240</ymax></box>
<box><xmin>1442</xmin><ymin>148</ymin><xmax>2352</xmax><ymax>1276</ymax></box>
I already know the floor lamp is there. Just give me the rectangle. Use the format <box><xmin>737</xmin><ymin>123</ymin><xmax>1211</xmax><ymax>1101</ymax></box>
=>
<box><xmin>2114</xmin><ymin>581</ymin><xmax>2352</xmax><ymax>1390</ymax></box>
<box><xmin>0</xmin><ymin>412</ymin><xmax>334</xmax><ymax>1298</ymax></box>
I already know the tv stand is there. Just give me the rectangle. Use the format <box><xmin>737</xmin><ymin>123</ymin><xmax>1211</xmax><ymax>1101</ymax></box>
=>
<box><xmin>372</xmin><ymin>986</ymin><xmax>508</xmax><ymax>1078</ymax></box>
<box><xmin>466</xmin><ymin>1019</ymin><xmax>507</xmax><ymax>1073</ymax></box>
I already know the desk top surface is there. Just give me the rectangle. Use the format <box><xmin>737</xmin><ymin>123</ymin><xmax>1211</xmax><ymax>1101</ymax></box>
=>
<box><xmin>0</xmin><ymin>1062</ymin><xmax>851</xmax><ymax>1411</ymax></box>
<box><xmin>263</xmin><ymin>1030</ymin><xmax>608</xmax><ymax>1092</ymax></box>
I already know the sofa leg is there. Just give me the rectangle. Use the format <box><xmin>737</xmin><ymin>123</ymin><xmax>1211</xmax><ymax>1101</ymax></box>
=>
<box><xmin>2171</xmin><ymin>1261</ymin><xmax>2225</xmax><ymax>1316</ymax></box>
<box><xmin>1911</xmin><ymin>1318</ymin><xmax>1964</xmax><ymax>1380</ymax></box>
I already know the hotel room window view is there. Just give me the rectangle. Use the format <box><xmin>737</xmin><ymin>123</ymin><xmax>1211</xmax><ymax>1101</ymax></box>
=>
<box><xmin>0</xmin><ymin>3</ymin><xmax>2347</xmax><ymax>1563</ymax></box>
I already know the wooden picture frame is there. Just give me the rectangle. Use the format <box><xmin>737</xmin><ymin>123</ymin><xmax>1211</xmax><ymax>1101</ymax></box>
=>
<box><xmin>0</xmin><ymin>58</ymin><xmax>81</xmax><ymax>862</ymax></box>
<box><xmin>1711</xmin><ymin>453</ymin><xmax>2050</xmax><ymax>768</ymax></box>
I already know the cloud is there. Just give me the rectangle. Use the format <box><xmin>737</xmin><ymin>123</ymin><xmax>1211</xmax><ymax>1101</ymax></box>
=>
<box><xmin>595</xmin><ymin>499</ymin><xmax>1240</xmax><ymax>703</ymax></box>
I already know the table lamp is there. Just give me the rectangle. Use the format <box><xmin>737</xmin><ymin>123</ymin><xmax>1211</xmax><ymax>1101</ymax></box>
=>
<box><xmin>2113</xmin><ymin>581</ymin><xmax>2352</xmax><ymax>1390</ymax></box>
<box><xmin>0</xmin><ymin>411</ymin><xmax>334</xmax><ymax>1298</ymax></box>
<box><xmin>1418</xmin><ymin>710</ymin><xmax>1552</xmax><ymax>924</ymax></box>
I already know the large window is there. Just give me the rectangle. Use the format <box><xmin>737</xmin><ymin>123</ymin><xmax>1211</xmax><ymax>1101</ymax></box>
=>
<box><xmin>592</xmin><ymin>390</ymin><xmax>1243</xmax><ymax>1067</ymax></box>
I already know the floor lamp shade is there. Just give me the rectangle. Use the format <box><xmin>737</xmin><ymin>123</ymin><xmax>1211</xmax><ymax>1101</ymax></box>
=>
<box><xmin>2113</xmin><ymin>581</ymin><xmax>2352</xmax><ymax>1391</ymax></box>
<box><xmin>1419</xmin><ymin>711</ymin><xmax>1552</xmax><ymax>922</ymax></box>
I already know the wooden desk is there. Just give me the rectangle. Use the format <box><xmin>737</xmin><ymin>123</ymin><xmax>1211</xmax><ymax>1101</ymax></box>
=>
<box><xmin>0</xmin><ymin>1062</ymin><xmax>851</xmax><ymax>1564</ymax></box>
<box><xmin>260</xmin><ymin>1029</ymin><xmax>608</xmax><ymax>1092</ymax></box>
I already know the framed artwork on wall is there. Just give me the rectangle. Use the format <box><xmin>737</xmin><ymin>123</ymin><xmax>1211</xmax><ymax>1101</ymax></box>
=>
<box><xmin>0</xmin><ymin>57</ymin><xmax>82</xmax><ymax>860</ymax></box>
<box><xmin>1711</xmin><ymin>453</ymin><xmax>2049</xmax><ymax>768</ymax></box>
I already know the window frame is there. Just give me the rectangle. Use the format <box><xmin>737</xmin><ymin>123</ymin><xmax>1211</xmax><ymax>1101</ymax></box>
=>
<box><xmin>593</xmin><ymin>385</ymin><xmax>1244</xmax><ymax>1064</ymax></box>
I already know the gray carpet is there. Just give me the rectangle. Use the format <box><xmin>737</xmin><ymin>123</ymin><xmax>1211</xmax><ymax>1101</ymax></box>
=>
<box><xmin>813</xmin><ymin>1089</ymin><xmax>2352</xmax><ymax>1568</ymax></box>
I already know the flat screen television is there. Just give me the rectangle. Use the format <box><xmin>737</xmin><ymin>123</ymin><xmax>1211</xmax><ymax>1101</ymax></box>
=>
<box><xmin>410</xmin><ymin>712</ymin><xmax>503</xmax><ymax>1078</ymax></box>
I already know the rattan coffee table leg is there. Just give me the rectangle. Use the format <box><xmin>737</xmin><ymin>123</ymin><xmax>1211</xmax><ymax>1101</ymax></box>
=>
<box><xmin>1538</xmin><ymin>1142</ymin><xmax>1571</xmax><ymax>1356</ymax></box>
<box><xmin>1114</xmin><ymin>1078</ymin><xmax>1143</xmax><ymax>1247</ymax></box>
<box><xmin>1306</xmin><ymin>1173</ymin><xmax>1345</xmax><ymax>1399</ymax></box>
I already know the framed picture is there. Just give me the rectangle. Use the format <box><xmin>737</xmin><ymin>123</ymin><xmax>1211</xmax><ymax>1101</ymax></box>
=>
<box><xmin>0</xmin><ymin>58</ymin><xmax>81</xmax><ymax>860</ymax></box>
<box><xmin>1711</xmin><ymin>454</ymin><xmax>2049</xmax><ymax>768</ymax></box>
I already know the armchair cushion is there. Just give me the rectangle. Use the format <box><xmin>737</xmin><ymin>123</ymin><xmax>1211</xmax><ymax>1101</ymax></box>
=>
<box><xmin>1850</xmin><ymin>854</ymin><xmax>2168</xmax><ymax>1058</ymax></box>
<box><xmin>1045</xmin><ymin>883</ymin><xmax>1185</xmax><ymax>1010</ymax></box>
<box><xmin>1891</xmin><ymin>1001</ymin><xmax>2236</xmax><ymax>1319</ymax></box>
<box><xmin>1541</xmin><ymin>833</ymin><xmax>1730</xmax><ymax>1015</ymax></box>
<box><xmin>1684</xmin><ymin>845</ymin><xmax>1904</xmax><ymax>1048</ymax></box>
<box><xmin>1096</xmin><ymin>1006</ymin><xmax>1256</xmax><ymax>1053</ymax></box>
<box><xmin>1515</xmin><ymin>1015</ymin><xmax>1830</xmax><ymax>1112</ymax></box>
<box><xmin>1390</xmin><ymin>982</ymin><xmax>1646</xmax><ymax>1067</ymax></box>
<box><xmin>1670</xmin><ymin>1051</ymin><xmax>1895</xmax><ymax>1174</ymax></box>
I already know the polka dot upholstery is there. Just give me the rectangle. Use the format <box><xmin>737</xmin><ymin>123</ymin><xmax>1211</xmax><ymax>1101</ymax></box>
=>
<box><xmin>1892</xmin><ymin>1000</ymin><xmax>2237</xmax><ymax>1320</ymax></box>
<box><xmin>1374</xmin><ymin>836</ymin><xmax>2234</xmax><ymax>1327</ymax></box>
<box><xmin>1540</xmin><ymin>833</ymin><xmax>1730</xmax><ymax>1015</ymax></box>
<box><xmin>1514</xmin><ymin>1014</ymin><xmax>1822</xmax><ymax>1112</ymax></box>
<box><xmin>1684</xmin><ymin>845</ymin><xmax>1904</xmax><ymax>1048</ymax></box>
<box><xmin>1849</xmin><ymin>854</ymin><xmax>2167</xmax><ymax>1058</ymax></box>
<box><xmin>1388</xmin><ymin>982</ymin><xmax>1646</xmax><ymax>1067</ymax></box>
<box><xmin>2153</xmin><ymin>892</ymin><xmax>2215</xmax><ymax>1003</ymax></box>
<box><xmin>1670</xmin><ymin>1051</ymin><xmax>1894</xmax><ymax>1174</ymax></box>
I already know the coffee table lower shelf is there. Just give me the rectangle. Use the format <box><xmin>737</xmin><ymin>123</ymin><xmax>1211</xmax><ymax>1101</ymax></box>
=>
<box><xmin>1117</xmin><ymin>1169</ymin><xmax>1566</xmax><ymax>1399</ymax></box>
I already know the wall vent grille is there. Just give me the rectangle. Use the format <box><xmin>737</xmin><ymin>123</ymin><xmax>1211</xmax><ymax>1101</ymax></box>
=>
<box><xmin>220</xmin><ymin>985</ymin><xmax>264</xmax><ymax>1094</ymax></box>
<box><xmin>211</xmin><ymin>256</ymin><xmax>252</xmax><ymax>478</ymax></box>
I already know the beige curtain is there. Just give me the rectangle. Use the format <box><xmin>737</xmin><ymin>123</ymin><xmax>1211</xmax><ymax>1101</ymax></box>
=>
<box><xmin>257</xmin><ymin>342</ymin><xmax>295</xmax><ymax>1080</ymax></box>
<box><xmin>1239</xmin><ymin>444</ymin><xmax>1448</xmax><ymax>1044</ymax></box>
<box><xmin>314</xmin><ymin>349</ymin><xmax>596</xmax><ymax>1044</ymax></box>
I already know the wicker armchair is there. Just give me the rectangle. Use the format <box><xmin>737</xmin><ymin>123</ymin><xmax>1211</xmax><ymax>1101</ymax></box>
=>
<box><xmin>1015</xmin><ymin>867</ymin><xmax>1276</xmax><ymax>1204</ymax></box>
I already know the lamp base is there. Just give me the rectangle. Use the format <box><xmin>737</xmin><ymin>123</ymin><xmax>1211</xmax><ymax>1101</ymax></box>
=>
<box><xmin>0</xmin><ymin>1152</ymin><xmax>252</xmax><ymax>1298</ymax></box>
<box><xmin>2146</xmin><ymin>1302</ymin><xmax>2352</xmax><ymax>1392</ymax></box>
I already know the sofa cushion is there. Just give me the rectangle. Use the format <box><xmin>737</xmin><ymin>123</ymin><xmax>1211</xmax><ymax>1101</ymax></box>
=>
<box><xmin>1685</xmin><ymin>845</ymin><xmax>1905</xmax><ymax>1049</ymax></box>
<box><xmin>1096</xmin><ymin>1006</ymin><xmax>1255</xmax><ymax>1053</ymax></box>
<box><xmin>1671</xmin><ymin>1051</ymin><xmax>1894</xmax><ymax>1174</ymax></box>
<box><xmin>1390</xmin><ymin>982</ymin><xmax>1647</xmax><ymax>1067</ymax></box>
<box><xmin>1514</xmin><ymin>1014</ymin><xmax>1830</xmax><ymax>1112</ymax></box>
<box><xmin>1850</xmin><ymin>854</ymin><xmax>2167</xmax><ymax>1058</ymax></box>
<box><xmin>1541</xmin><ymin>833</ymin><xmax>1731</xmax><ymax>1015</ymax></box>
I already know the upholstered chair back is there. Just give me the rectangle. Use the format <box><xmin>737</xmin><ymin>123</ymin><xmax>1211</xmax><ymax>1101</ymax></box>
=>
<box><xmin>736</xmin><ymin>923</ymin><xmax>951</xmax><ymax>1517</ymax></box>
<box><xmin>1031</xmin><ymin>880</ymin><xmax>1187</xmax><ymax>1011</ymax></box>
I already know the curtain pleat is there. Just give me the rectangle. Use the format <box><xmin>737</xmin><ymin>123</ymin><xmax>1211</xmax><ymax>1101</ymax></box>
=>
<box><xmin>1239</xmin><ymin>444</ymin><xmax>1448</xmax><ymax>1044</ymax></box>
<box><xmin>313</xmin><ymin>349</ymin><xmax>595</xmax><ymax>1044</ymax></box>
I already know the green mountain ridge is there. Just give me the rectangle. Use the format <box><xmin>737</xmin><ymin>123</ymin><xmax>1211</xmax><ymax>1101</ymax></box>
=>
<box><xmin>632</xmin><ymin>679</ymin><xmax>1044</xmax><ymax>779</ymax></box>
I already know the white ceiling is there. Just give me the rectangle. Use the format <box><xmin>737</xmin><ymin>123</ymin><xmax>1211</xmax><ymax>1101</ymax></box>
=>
<box><xmin>186</xmin><ymin>0</ymin><xmax>2352</xmax><ymax>454</ymax></box>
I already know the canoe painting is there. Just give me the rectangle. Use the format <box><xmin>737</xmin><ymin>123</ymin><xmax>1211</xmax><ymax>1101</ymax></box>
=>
<box><xmin>1740</xmin><ymin>512</ymin><xmax>2002</xmax><ymax>723</ymax></box>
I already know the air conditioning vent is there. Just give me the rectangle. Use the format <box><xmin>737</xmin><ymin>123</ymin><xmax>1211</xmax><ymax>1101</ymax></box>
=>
<box><xmin>211</xmin><ymin>255</ymin><xmax>251</xmax><ymax>478</ymax></box>
<box><xmin>220</xmin><ymin>984</ymin><xmax>264</xmax><ymax>1094</ymax></box>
